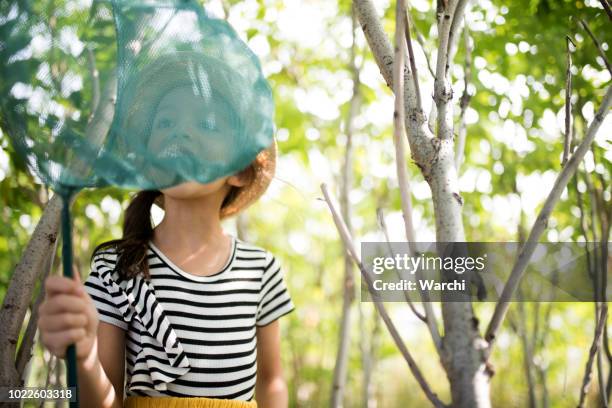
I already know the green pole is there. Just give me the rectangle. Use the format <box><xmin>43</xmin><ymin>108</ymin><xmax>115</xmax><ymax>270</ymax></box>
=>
<box><xmin>61</xmin><ymin>189</ymin><xmax>79</xmax><ymax>408</ymax></box>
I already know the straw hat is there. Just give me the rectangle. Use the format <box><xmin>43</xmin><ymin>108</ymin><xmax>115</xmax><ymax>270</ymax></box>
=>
<box><xmin>152</xmin><ymin>138</ymin><xmax>276</xmax><ymax>219</ymax></box>
<box><xmin>219</xmin><ymin>138</ymin><xmax>276</xmax><ymax>218</ymax></box>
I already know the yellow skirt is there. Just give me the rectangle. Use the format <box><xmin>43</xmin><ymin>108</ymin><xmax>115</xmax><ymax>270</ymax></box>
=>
<box><xmin>124</xmin><ymin>396</ymin><xmax>257</xmax><ymax>408</ymax></box>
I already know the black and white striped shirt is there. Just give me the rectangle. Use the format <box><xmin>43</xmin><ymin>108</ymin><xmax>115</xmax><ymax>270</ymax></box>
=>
<box><xmin>84</xmin><ymin>236</ymin><xmax>295</xmax><ymax>401</ymax></box>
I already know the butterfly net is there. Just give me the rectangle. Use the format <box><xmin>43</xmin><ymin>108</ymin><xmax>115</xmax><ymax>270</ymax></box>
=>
<box><xmin>2</xmin><ymin>0</ymin><xmax>275</xmax><ymax>196</ymax></box>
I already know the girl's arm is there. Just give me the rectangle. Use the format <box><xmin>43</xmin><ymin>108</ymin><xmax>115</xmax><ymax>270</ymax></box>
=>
<box><xmin>255</xmin><ymin>320</ymin><xmax>289</xmax><ymax>408</ymax></box>
<box><xmin>77</xmin><ymin>322</ymin><xmax>125</xmax><ymax>408</ymax></box>
<box><xmin>39</xmin><ymin>276</ymin><xmax>125</xmax><ymax>408</ymax></box>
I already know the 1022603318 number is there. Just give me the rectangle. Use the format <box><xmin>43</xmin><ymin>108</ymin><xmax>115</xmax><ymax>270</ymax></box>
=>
<box><xmin>0</xmin><ymin>387</ymin><xmax>75</xmax><ymax>402</ymax></box>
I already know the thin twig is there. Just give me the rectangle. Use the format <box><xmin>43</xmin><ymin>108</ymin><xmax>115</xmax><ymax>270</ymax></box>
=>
<box><xmin>590</xmin><ymin>150</ymin><xmax>610</xmax><ymax>407</ymax></box>
<box><xmin>583</xmin><ymin>160</ymin><xmax>603</xmax><ymax>303</ymax></box>
<box><xmin>393</xmin><ymin>0</ymin><xmax>417</xmax><ymax>245</ymax></box>
<box><xmin>455</xmin><ymin>20</ymin><xmax>472</xmax><ymax>172</ymax></box>
<box><xmin>578</xmin><ymin>306</ymin><xmax>609</xmax><ymax>407</ymax></box>
<box><xmin>358</xmin><ymin>299</ymin><xmax>372</xmax><ymax>406</ymax></box>
<box><xmin>366</xmin><ymin>308</ymin><xmax>381</xmax><ymax>405</ymax></box>
<box><xmin>403</xmin><ymin>5</ymin><xmax>422</xmax><ymax>110</ymax></box>
<box><xmin>591</xmin><ymin>148</ymin><xmax>610</xmax><ymax>307</ymax></box>
<box><xmin>446</xmin><ymin>0</ymin><xmax>469</xmax><ymax>65</ymax></box>
<box><xmin>516</xmin><ymin>301</ymin><xmax>538</xmax><ymax>408</ymax></box>
<box><xmin>533</xmin><ymin>291</ymin><xmax>555</xmax><ymax>406</ymax></box>
<box><xmin>331</xmin><ymin>5</ymin><xmax>360</xmax><ymax>404</ymax></box>
<box><xmin>592</xmin><ymin>162</ymin><xmax>612</xmax><ymax>374</ymax></box>
<box><xmin>484</xmin><ymin>85</ymin><xmax>612</xmax><ymax>348</ymax></box>
<box><xmin>562</xmin><ymin>36</ymin><xmax>575</xmax><ymax>166</ymax></box>
<box><xmin>598</xmin><ymin>0</ymin><xmax>612</xmax><ymax>20</ymax></box>
<box><xmin>405</xmin><ymin>9</ymin><xmax>436</xmax><ymax>79</ymax></box>
<box><xmin>376</xmin><ymin>208</ymin><xmax>426</xmax><ymax>321</ymax></box>
<box><xmin>596</xmin><ymin>305</ymin><xmax>609</xmax><ymax>407</ymax></box>
<box><xmin>393</xmin><ymin>0</ymin><xmax>442</xmax><ymax>355</ymax></box>
<box><xmin>434</xmin><ymin>0</ymin><xmax>463</xmax><ymax>141</ymax></box>
<box><xmin>320</xmin><ymin>183</ymin><xmax>447</xmax><ymax>408</ymax></box>
<box><xmin>579</xmin><ymin>19</ymin><xmax>612</xmax><ymax>76</ymax></box>
<box><xmin>39</xmin><ymin>352</ymin><xmax>56</xmax><ymax>408</ymax></box>
<box><xmin>580</xmin><ymin>163</ymin><xmax>609</xmax><ymax>402</ymax></box>
<box><xmin>433</xmin><ymin>0</ymin><xmax>470</xmax><ymax>143</ymax></box>
<box><xmin>574</xmin><ymin>173</ymin><xmax>595</xmax><ymax>282</ymax></box>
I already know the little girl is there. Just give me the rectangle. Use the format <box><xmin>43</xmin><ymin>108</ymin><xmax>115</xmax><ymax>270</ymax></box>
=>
<box><xmin>37</xmin><ymin>53</ymin><xmax>295</xmax><ymax>408</ymax></box>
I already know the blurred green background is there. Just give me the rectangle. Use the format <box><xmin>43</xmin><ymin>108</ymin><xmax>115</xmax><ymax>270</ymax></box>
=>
<box><xmin>0</xmin><ymin>0</ymin><xmax>610</xmax><ymax>406</ymax></box>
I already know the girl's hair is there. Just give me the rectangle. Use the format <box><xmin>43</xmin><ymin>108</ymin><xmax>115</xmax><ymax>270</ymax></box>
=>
<box><xmin>92</xmin><ymin>184</ymin><xmax>241</xmax><ymax>280</ymax></box>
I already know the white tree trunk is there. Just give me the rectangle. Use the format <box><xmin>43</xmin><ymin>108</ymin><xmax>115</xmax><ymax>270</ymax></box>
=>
<box><xmin>354</xmin><ymin>0</ymin><xmax>493</xmax><ymax>406</ymax></box>
<box><xmin>431</xmin><ymin>135</ymin><xmax>491</xmax><ymax>408</ymax></box>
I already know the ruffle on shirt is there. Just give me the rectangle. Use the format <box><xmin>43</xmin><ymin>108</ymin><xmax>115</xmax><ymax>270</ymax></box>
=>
<box><xmin>96</xmin><ymin>262</ymin><xmax>190</xmax><ymax>391</ymax></box>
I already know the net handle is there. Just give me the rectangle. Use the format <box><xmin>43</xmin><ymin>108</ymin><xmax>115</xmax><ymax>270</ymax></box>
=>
<box><xmin>61</xmin><ymin>188</ymin><xmax>80</xmax><ymax>408</ymax></box>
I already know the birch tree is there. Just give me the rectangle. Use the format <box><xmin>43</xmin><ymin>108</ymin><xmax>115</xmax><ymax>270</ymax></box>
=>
<box><xmin>322</xmin><ymin>0</ymin><xmax>611</xmax><ymax>406</ymax></box>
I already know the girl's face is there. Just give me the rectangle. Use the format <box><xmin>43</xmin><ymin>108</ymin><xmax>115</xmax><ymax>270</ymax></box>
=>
<box><xmin>148</xmin><ymin>85</ymin><xmax>235</xmax><ymax>163</ymax></box>
<box><xmin>148</xmin><ymin>85</ymin><xmax>244</xmax><ymax>200</ymax></box>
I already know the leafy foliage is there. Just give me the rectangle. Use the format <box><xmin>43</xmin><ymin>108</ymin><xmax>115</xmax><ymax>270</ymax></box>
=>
<box><xmin>0</xmin><ymin>0</ymin><xmax>609</xmax><ymax>406</ymax></box>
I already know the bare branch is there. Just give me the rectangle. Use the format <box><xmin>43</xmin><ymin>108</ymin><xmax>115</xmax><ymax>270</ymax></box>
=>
<box><xmin>598</xmin><ymin>0</ymin><xmax>612</xmax><ymax>20</ymax></box>
<box><xmin>40</xmin><ymin>352</ymin><xmax>57</xmax><ymax>408</ymax></box>
<box><xmin>331</xmin><ymin>5</ymin><xmax>360</xmax><ymax>404</ymax></box>
<box><xmin>562</xmin><ymin>36</ymin><xmax>575</xmax><ymax>166</ymax></box>
<box><xmin>578</xmin><ymin>306</ymin><xmax>608</xmax><ymax>407</ymax></box>
<box><xmin>417</xmin><ymin>289</ymin><xmax>443</xmax><ymax>356</ymax></box>
<box><xmin>320</xmin><ymin>183</ymin><xmax>447</xmax><ymax>408</ymax></box>
<box><xmin>596</xmin><ymin>306</ymin><xmax>608</xmax><ymax>407</ymax></box>
<box><xmin>434</xmin><ymin>0</ymin><xmax>455</xmax><ymax>89</ymax></box>
<box><xmin>574</xmin><ymin>173</ymin><xmax>596</xmax><ymax>283</ymax></box>
<box><xmin>455</xmin><ymin>22</ymin><xmax>472</xmax><ymax>172</ymax></box>
<box><xmin>403</xmin><ymin>6</ymin><xmax>422</xmax><ymax>110</ymax></box>
<box><xmin>405</xmin><ymin>8</ymin><xmax>436</xmax><ymax>78</ymax></box>
<box><xmin>376</xmin><ymin>208</ymin><xmax>426</xmax><ymax>321</ymax></box>
<box><xmin>515</xmin><ymin>302</ymin><xmax>538</xmax><ymax>408</ymax></box>
<box><xmin>447</xmin><ymin>0</ymin><xmax>470</xmax><ymax>65</ymax></box>
<box><xmin>434</xmin><ymin>0</ymin><xmax>465</xmax><ymax>141</ymax></box>
<box><xmin>393</xmin><ymin>0</ymin><xmax>417</xmax><ymax>245</ymax></box>
<box><xmin>579</xmin><ymin>19</ymin><xmax>612</xmax><ymax>76</ymax></box>
<box><xmin>485</xmin><ymin>84</ymin><xmax>612</xmax><ymax>347</ymax></box>
<box><xmin>582</xmin><ymin>173</ymin><xmax>603</xmax><ymax>331</ymax></box>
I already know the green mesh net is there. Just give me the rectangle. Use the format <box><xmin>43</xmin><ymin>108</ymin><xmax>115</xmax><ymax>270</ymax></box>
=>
<box><xmin>6</xmin><ymin>0</ymin><xmax>274</xmax><ymax>194</ymax></box>
<box><xmin>1</xmin><ymin>1</ymin><xmax>274</xmax><ymax>403</ymax></box>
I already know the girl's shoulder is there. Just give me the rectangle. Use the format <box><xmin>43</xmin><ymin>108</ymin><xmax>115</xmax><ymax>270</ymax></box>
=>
<box><xmin>91</xmin><ymin>244</ymin><xmax>120</xmax><ymax>263</ymax></box>
<box><xmin>89</xmin><ymin>243</ymin><xmax>121</xmax><ymax>278</ymax></box>
<box><xmin>235</xmin><ymin>237</ymin><xmax>268</xmax><ymax>254</ymax></box>
<box><xmin>234</xmin><ymin>238</ymin><xmax>280</xmax><ymax>267</ymax></box>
